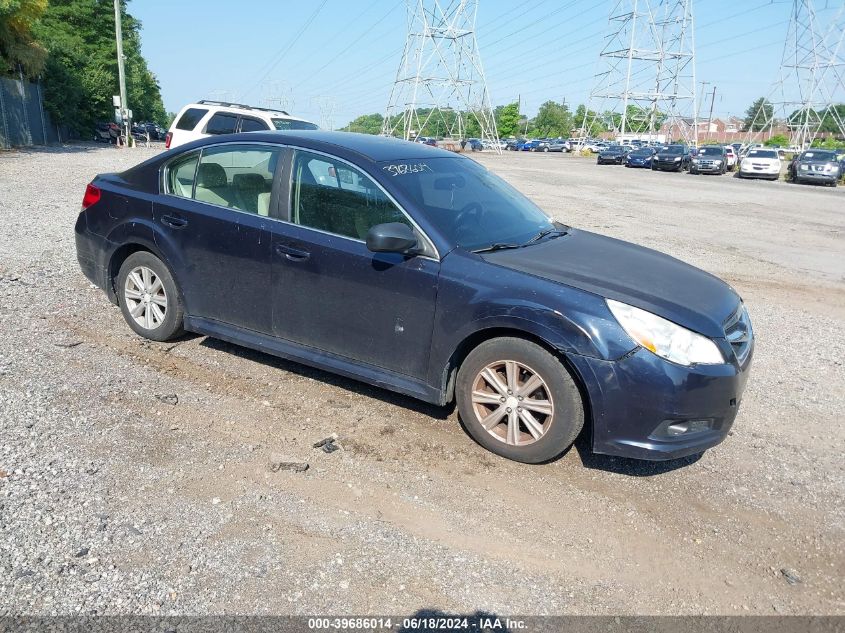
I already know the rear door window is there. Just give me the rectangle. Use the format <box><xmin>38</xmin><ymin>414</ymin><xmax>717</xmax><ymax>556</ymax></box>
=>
<box><xmin>194</xmin><ymin>144</ymin><xmax>281</xmax><ymax>216</ymax></box>
<box><xmin>205</xmin><ymin>113</ymin><xmax>239</xmax><ymax>135</ymax></box>
<box><xmin>174</xmin><ymin>108</ymin><xmax>208</xmax><ymax>131</ymax></box>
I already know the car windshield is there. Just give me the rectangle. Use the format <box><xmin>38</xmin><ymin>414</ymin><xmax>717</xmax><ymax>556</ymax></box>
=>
<box><xmin>631</xmin><ymin>149</ymin><xmax>652</xmax><ymax>156</ymax></box>
<box><xmin>801</xmin><ymin>150</ymin><xmax>836</xmax><ymax>161</ymax></box>
<box><xmin>271</xmin><ymin>118</ymin><xmax>319</xmax><ymax>131</ymax></box>
<box><xmin>380</xmin><ymin>157</ymin><xmax>555</xmax><ymax>252</ymax></box>
<box><xmin>748</xmin><ymin>150</ymin><xmax>777</xmax><ymax>158</ymax></box>
<box><xmin>663</xmin><ymin>146</ymin><xmax>684</xmax><ymax>154</ymax></box>
<box><xmin>698</xmin><ymin>147</ymin><xmax>723</xmax><ymax>155</ymax></box>
<box><xmin>605</xmin><ymin>146</ymin><xmax>624</xmax><ymax>152</ymax></box>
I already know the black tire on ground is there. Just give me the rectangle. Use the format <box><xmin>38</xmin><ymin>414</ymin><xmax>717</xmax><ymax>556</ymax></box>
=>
<box><xmin>117</xmin><ymin>251</ymin><xmax>185</xmax><ymax>342</ymax></box>
<box><xmin>456</xmin><ymin>337</ymin><xmax>584</xmax><ymax>464</ymax></box>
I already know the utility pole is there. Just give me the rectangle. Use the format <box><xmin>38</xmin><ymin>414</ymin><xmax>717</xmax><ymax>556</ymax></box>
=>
<box><xmin>706</xmin><ymin>85</ymin><xmax>716</xmax><ymax>141</ymax></box>
<box><xmin>113</xmin><ymin>0</ymin><xmax>129</xmax><ymax>145</ymax></box>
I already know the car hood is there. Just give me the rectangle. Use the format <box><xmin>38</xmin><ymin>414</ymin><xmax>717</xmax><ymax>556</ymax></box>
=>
<box><xmin>481</xmin><ymin>229</ymin><xmax>739</xmax><ymax>338</ymax></box>
<box><xmin>656</xmin><ymin>153</ymin><xmax>683</xmax><ymax>159</ymax></box>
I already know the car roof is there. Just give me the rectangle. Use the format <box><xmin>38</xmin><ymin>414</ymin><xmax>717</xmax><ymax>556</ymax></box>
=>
<box><xmin>170</xmin><ymin>130</ymin><xmax>460</xmax><ymax>163</ymax></box>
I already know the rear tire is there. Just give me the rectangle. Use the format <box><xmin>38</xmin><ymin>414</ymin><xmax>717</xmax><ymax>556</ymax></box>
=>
<box><xmin>456</xmin><ymin>337</ymin><xmax>584</xmax><ymax>464</ymax></box>
<box><xmin>117</xmin><ymin>251</ymin><xmax>184</xmax><ymax>342</ymax></box>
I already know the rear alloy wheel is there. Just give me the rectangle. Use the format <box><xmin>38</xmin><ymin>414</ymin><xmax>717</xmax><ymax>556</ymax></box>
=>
<box><xmin>457</xmin><ymin>337</ymin><xmax>584</xmax><ymax>464</ymax></box>
<box><xmin>117</xmin><ymin>251</ymin><xmax>184</xmax><ymax>342</ymax></box>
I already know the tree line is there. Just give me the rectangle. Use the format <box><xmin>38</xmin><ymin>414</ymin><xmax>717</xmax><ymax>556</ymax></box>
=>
<box><xmin>344</xmin><ymin>101</ymin><xmax>673</xmax><ymax>139</ymax></box>
<box><xmin>1</xmin><ymin>0</ymin><xmax>166</xmax><ymax>135</ymax></box>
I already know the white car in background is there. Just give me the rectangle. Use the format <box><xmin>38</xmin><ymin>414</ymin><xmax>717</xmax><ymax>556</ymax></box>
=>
<box><xmin>738</xmin><ymin>147</ymin><xmax>782</xmax><ymax>181</ymax></box>
<box><xmin>723</xmin><ymin>145</ymin><xmax>737</xmax><ymax>171</ymax></box>
<box><xmin>166</xmin><ymin>100</ymin><xmax>318</xmax><ymax>149</ymax></box>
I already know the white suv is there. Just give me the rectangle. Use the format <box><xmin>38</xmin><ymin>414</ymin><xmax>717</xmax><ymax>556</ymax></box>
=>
<box><xmin>165</xmin><ymin>100</ymin><xmax>318</xmax><ymax>149</ymax></box>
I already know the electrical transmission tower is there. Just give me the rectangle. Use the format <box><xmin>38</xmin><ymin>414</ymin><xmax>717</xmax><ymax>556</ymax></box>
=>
<box><xmin>382</xmin><ymin>0</ymin><xmax>500</xmax><ymax>151</ymax></box>
<box><xmin>583</xmin><ymin>0</ymin><xmax>697</xmax><ymax>144</ymax></box>
<box><xmin>311</xmin><ymin>96</ymin><xmax>338</xmax><ymax>131</ymax></box>
<box><xmin>746</xmin><ymin>0</ymin><xmax>845</xmax><ymax>148</ymax></box>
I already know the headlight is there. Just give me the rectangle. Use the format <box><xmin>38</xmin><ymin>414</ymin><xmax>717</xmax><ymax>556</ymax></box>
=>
<box><xmin>607</xmin><ymin>299</ymin><xmax>724</xmax><ymax>366</ymax></box>
<box><xmin>673</xmin><ymin>156</ymin><xmax>681</xmax><ymax>162</ymax></box>
<box><xmin>692</xmin><ymin>159</ymin><xmax>699</xmax><ymax>165</ymax></box>
<box><xmin>800</xmin><ymin>164</ymin><xmax>809</xmax><ymax>170</ymax></box>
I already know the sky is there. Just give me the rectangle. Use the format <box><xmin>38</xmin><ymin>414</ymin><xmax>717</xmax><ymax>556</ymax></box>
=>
<box><xmin>130</xmin><ymin>0</ymin><xmax>831</xmax><ymax>128</ymax></box>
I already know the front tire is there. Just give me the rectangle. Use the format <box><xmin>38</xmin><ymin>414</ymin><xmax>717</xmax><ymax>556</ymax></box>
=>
<box><xmin>117</xmin><ymin>251</ymin><xmax>184</xmax><ymax>342</ymax></box>
<box><xmin>456</xmin><ymin>337</ymin><xmax>584</xmax><ymax>464</ymax></box>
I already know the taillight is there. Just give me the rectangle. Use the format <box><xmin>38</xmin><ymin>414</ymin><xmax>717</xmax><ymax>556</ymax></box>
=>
<box><xmin>165</xmin><ymin>132</ymin><xmax>172</xmax><ymax>149</ymax></box>
<box><xmin>82</xmin><ymin>183</ymin><xmax>101</xmax><ymax>210</ymax></box>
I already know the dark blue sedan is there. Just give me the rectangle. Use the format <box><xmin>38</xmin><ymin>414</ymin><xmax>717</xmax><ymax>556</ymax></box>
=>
<box><xmin>625</xmin><ymin>147</ymin><xmax>656</xmax><ymax>168</ymax></box>
<box><xmin>75</xmin><ymin>131</ymin><xmax>753</xmax><ymax>464</ymax></box>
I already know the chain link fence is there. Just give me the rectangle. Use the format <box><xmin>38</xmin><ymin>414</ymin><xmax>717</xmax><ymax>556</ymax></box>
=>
<box><xmin>0</xmin><ymin>75</ymin><xmax>66</xmax><ymax>148</ymax></box>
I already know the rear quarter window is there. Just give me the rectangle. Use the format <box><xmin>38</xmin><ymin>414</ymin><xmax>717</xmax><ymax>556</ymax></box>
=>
<box><xmin>240</xmin><ymin>117</ymin><xmax>270</xmax><ymax>132</ymax></box>
<box><xmin>175</xmin><ymin>108</ymin><xmax>208</xmax><ymax>131</ymax></box>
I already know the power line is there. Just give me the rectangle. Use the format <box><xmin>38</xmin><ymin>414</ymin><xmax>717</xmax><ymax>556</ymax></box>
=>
<box><xmin>237</xmin><ymin>0</ymin><xmax>330</xmax><ymax>101</ymax></box>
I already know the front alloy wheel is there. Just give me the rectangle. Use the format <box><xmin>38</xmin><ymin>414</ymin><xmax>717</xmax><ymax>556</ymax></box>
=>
<box><xmin>457</xmin><ymin>337</ymin><xmax>584</xmax><ymax>463</ymax></box>
<box><xmin>471</xmin><ymin>360</ymin><xmax>553</xmax><ymax>446</ymax></box>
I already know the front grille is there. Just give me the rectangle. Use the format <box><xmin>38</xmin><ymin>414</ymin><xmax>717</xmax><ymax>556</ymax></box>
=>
<box><xmin>724</xmin><ymin>304</ymin><xmax>753</xmax><ymax>365</ymax></box>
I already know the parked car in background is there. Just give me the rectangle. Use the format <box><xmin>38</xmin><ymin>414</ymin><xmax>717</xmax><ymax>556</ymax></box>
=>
<box><xmin>466</xmin><ymin>138</ymin><xmax>483</xmax><ymax>152</ymax></box>
<box><xmin>738</xmin><ymin>148</ymin><xmax>782</xmax><ymax>180</ymax></box>
<box><xmin>597</xmin><ymin>145</ymin><xmax>629</xmax><ymax>165</ymax></box>
<box><xmin>690</xmin><ymin>145</ymin><xmax>728</xmax><ymax>175</ymax></box>
<box><xmin>93</xmin><ymin>122</ymin><xmax>113</xmax><ymax>143</ymax></box>
<box><xmin>532</xmin><ymin>139</ymin><xmax>552</xmax><ymax>152</ymax></box>
<box><xmin>723</xmin><ymin>146</ymin><xmax>737</xmax><ymax>171</ymax></box>
<box><xmin>624</xmin><ymin>147</ymin><xmax>656</xmax><ymax>168</ymax></box>
<box><xmin>788</xmin><ymin>149</ymin><xmax>840</xmax><ymax>187</ymax></box>
<box><xmin>522</xmin><ymin>139</ymin><xmax>545</xmax><ymax>152</ymax></box>
<box><xmin>166</xmin><ymin>100</ymin><xmax>318</xmax><ymax>149</ymax></box>
<box><xmin>652</xmin><ymin>144</ymin><xmax>691</xmax><ymax>172</ymax></box>
<box><xmin>506</xmin><ymin>138</ymin><xmax>526</xmax><ymax>151</ymax></box>
<box><xmin>75</xmin><ymin>130</ymin><xmax>753</xmax><ymax>464</ymax></box>
<box><xmin>547</xmin><ymin>139</ymin><xmax>569</xmax><ymax>152</ymax></box>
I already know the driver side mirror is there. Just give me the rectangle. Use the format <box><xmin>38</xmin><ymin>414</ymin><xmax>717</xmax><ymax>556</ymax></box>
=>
<box><xmin>366</xmin><ymin>222</ymin><xmax>419</xmax><ymax>255</ymax></box>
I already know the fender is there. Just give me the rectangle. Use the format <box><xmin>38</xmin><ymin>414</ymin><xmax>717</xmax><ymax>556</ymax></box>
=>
<box><xmin>101</xmin><ymin>218</ymin><xmax>190</xmax><ymax>309</ymax></box>
<box><xmin>427</xmin><ymin>249</ymin><xmax>635</xmax><ymax>392</ymax></box>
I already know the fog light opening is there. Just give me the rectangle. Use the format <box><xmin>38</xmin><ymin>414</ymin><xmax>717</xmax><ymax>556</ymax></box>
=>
<box><xmin>666</xmin><ymin>420</ymin><xmax>712</xmax><ymax>437</ymax></box>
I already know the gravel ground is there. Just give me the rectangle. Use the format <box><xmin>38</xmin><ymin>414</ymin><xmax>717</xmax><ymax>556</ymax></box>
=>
<box><xmin>0</xmin><ymin>144</ymin><xmax>842</xmax><ymax>616</ymax></box>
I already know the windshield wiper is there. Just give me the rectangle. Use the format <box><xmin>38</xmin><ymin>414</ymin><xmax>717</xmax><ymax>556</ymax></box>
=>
<box><xmin>472</xmin><ymin>242</ymin><xmax>523</xmax><ymax>253</ymax></box>
<box><xmin>523</xmin><ymin>227</ymin><xmax>568</xmax><ymax>246</ymax></box>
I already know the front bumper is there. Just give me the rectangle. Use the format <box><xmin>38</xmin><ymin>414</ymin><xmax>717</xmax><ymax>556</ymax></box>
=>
<box><xmin>796</xmin><ymin>170</ymin><xmax>837</xmax><ymax>184</ymax></box>
<box><xmin>569</xmin><ymin>343</ymin><xmax>753</xmax><ymax>461</ymax></box>
<box><xmin>692</xmin><ymin>162</ymin><xmax>724</xmax><ymax>173</ymax></box>
<box><xmin>741</xmin><ymin>166</ymin><xmax>780</xmax><ymax>178</ymax></box>
<box><xmin>654</xmin><ymin>160</ymin><xmax>683</xmax><ymax>170</ymax></box>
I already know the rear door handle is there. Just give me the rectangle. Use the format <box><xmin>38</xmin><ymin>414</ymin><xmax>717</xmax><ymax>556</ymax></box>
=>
<box><xmin>275</xmin><ymin>243</ymin><xmax>310</xmax><ymax>261</ymax></box>
<box><xmin>161</xmin><ymin>214</ymin><xmax>188</xmax><ymax>229</ymax></box>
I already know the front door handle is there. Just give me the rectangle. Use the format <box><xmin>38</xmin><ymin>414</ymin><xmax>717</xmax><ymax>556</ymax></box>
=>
<box><xmin>161</xmin><ymin>214</ymin><xmax>188</xmax><ymax>229</ymax></box>
<box><xmin>275</xmin><ymin>243</ymin><xmax>310</xmax><ymax>261</ymax></box>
